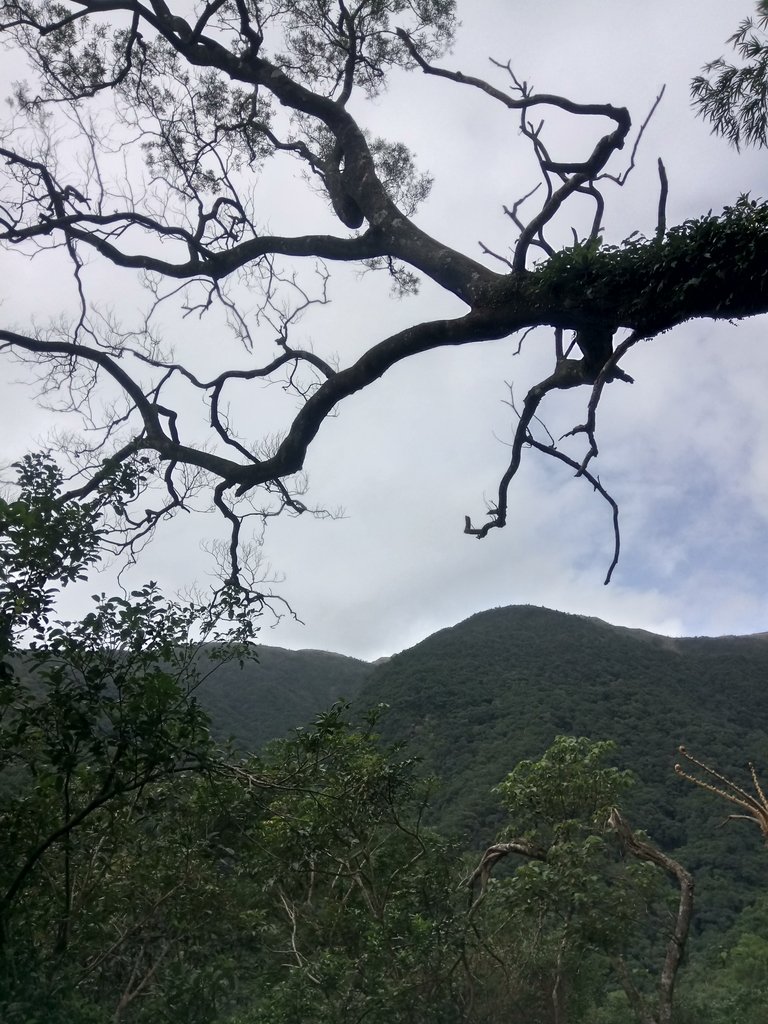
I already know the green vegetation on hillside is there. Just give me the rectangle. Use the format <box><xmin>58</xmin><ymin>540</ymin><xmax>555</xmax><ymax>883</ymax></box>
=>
<box><xmin>196</xmin><ymin>646</ymin><xmax>373</xmax><ymax>751</ymax></box>
<box><xmin>356</xmin><ymin>605</ymin><xmax>768</xmax><ymax>936</ymax></box>
<box><xmin>3</xmin><ymin>457</ymin><xmax>768</xmax><ymax>1023</ymax></box>
<box><xmin>5</xmin><ymin>665</ymin><xmax>767</xmax><ymax>1023</ymax></box>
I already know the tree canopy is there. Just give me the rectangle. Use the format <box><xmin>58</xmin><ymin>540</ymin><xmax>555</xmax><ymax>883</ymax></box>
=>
<box><xmin>0</xmin><ymin>1</ymin><xmax>766</xmax><ymax>601</ymax></box>
<box><xmin>693</xmin><ymin>0</ymin><xmax>768</xmax><ymax>149</ymax></box>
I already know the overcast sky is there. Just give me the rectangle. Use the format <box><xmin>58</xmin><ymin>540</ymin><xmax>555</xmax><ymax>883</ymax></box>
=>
<box><xmin>3</xmin><ymin>1</ymin><xmax>768</xmax><ymax>660</ymax></box>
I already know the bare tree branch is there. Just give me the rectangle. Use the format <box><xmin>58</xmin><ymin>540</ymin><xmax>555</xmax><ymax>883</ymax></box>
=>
<box><xmin>1</xmin><ymin>1</ymin><xmax>767</xmax><ymax>592</ymax></box>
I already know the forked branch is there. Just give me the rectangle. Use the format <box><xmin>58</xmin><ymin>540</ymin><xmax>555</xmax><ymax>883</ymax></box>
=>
<box><xmin>675</xmin><ymin>746</ymin><xmax>768</xmax><ymax>841</ymax></box>
<box><xmin>1</xmin><ymin>0</ymin><xmax>765</xmax><ymax>597</ymax></box>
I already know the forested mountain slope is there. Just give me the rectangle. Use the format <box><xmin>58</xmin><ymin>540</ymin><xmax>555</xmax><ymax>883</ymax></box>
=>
<box><xmin>197</xmin><ymin>646</ymin><xmax>374</xmax><ymax>751</ymax></box>
<box><xmin>9</xmin><ymin>603</ymin><xmax>767</xmax><ymax>1010</ymax></box>
<box><xmin>353</xmin><ymin>605</ymin><xmax>768</xmax><ymax>933</ymax></box>
<box><xmin>193</xmin><ymin>605</ymin><xmax>768</xmax><ymax>934</ymax></box>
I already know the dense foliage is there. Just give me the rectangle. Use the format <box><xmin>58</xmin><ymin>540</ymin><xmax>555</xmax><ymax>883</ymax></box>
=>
<box><xmin>194</xmin><ymin>646</ymin><xmax>373</xmax><ymax>752</ymax></box>
<box><xmin>533</xmin><ymin>197</ymin><xmax>768</xmax><ymax>330</ymax></box>
<box><xmin>4</xmin><ymin>456</ymin><xmax>764</xmax><ymax>1021</ymax></box>
<box><xmin>1</xmin><ymin>699</ymin><xmax>468</xmax><ymax>1024</ymax></box>
<box><xmin>356</xmin><ymin>606</ymin><xmax>768</xmax><ymax>935</ymax></box>
<box><xmin>4</xmin><ymin>668</ymin><xmax>767</xmax><ymax>1023</ymax></box>
<box><xmin>693</xmin><ymin>0</ymin><xmax>768</xmax><ymax>148</ymax></box>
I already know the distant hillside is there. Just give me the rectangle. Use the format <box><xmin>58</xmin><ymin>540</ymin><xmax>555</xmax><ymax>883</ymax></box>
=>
<box><xmin>12</xmin><ymin>644</ymin><xmax>373</xmax><ymax>755</ymax></box>
<box><xmin>354</xmin><ymin>605</ymin><xmax>768</xmax><ymax>934</ymax></box>
<box><xmin>152</xmin><ymin>605</ymin><xmax>768</xmax><ymax>936</ymax></box>
<box><xmin>197</xmin><ymin>645</ymin><xmax>373</xmax><ymax>751</ymax></box>
<box><xmin>15</xmin><ymin>604</ymin><xmax>766</xmax><ymax>945</ymax></box>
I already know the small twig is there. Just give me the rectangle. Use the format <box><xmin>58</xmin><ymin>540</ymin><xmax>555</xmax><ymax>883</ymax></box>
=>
<box><xmin>600</xmin><ymin>86</ymin><xmax>666</xmax><ymax>187</ymax></box>
<box><xmin>527</xmin><ymin>436</ymin><xmax>621</xmax><ymax>584</ymax></box>
<box><xmin>512</xmin><ymin>325</ymin><xmax>538</xmax><ymax>356</ymax></box>
<box><xmin>478</xmin><ymin>240</ymin><xmax>514</xmax><ymax>270</ymax></box>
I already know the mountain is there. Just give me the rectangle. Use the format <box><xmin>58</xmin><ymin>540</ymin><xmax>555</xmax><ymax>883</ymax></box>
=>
<box><xmin>351</xmin><ymin>605</ymin><xmax>768</xmax><ymax>934</ymax></box>
<box><xmin>197</xmin><ymin>645</ymin><xmax>374</xmax><ymax>751</ymax></box>
<box><xmin>194</xmin><ymin>605</ymin><xmax>768</xmax><ymax>935</ymax></box>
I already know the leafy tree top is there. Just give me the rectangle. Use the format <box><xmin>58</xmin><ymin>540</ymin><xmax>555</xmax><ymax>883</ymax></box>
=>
<box><xmin>693</xmin><ymin>0</ymin><xmax>768</xmax><ymax>149</ymax></box>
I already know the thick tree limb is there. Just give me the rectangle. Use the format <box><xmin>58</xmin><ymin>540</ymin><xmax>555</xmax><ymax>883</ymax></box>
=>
<box><xmin>608</xmin><ymin>808</ymin><xmax>694</xmax><ymax>1024</ymax></box>
<box><xmin>467</xmin><ymin>838</ymin><xmax>547</xmax><ymax>916</ymax></box>
<box><xmin>3</xmin><ymin>0</ymin><xmax>768</xmax><ymax>589</ymax></box>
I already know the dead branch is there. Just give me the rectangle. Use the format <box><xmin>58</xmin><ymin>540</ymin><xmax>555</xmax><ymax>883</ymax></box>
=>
<box><xmin>607</xmin><ymin>808</ymin><xmax>694</xmax><ymax>1024</ymax></box>
<box><xmin>674</xmin><ymin>747</ymin><xmax>768</xmax><ymax>841</ymax></box>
